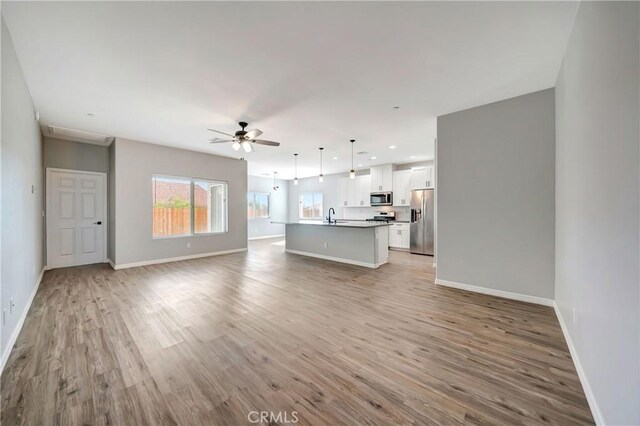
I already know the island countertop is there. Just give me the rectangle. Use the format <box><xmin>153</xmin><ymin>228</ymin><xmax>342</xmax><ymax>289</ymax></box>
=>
<box><xmin>272</xmin><ymin>221</ymin><xmax>392</xmax><ymax>228</ymax></box>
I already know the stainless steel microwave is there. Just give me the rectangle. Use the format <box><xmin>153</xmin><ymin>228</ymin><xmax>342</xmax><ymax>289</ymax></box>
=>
<box><xmin>370</xmin><ymin>192</ymin><xmax>393</xmax><ymax>206</ymax></box>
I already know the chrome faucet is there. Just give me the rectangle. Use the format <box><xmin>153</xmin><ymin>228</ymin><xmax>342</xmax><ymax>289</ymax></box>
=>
<box><xmin>326</xmin><ymin>207</ymin><xmax>336</xmax><ymax>224</ymax></box>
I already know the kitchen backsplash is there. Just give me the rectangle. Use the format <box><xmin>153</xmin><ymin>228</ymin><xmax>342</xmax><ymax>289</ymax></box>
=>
<box><xmin>342</xmin><ymin>206</ymin><xmax>411</xmax><ymax>222</ymax></box>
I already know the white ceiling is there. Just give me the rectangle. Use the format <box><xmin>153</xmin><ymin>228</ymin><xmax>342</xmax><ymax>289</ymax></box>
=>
<box><xmin>3</xmin><ymin>1</ymin><xmax>578</xmax><ymax>179</ymax></box>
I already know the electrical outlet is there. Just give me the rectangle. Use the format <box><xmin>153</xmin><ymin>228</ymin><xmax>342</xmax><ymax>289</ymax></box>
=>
<box><xmin>323</xmin><ymin>242</ymin><xmax>328</xmax><ymax>248</ymax></box>
<box><xmin>186</xmin><ymin>242</ymin><xmax>191</xmax><ymax>248</ymax></box>
<box><xmin>572</xmin><ymin>308</ymin><xmax>577</xmax><ymax>325</ymax></box>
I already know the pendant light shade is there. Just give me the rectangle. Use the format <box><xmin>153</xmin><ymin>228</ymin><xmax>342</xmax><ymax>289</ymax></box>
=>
<box><xmin>349</xmin><ymin>139</ymin><xmax>356</xmax><ymax>179</ymax></box>
<box><xmin>293</xmin><ymin>153</ymin><xmax>299</xmax><ymax>186</ymax></box>
<box><xmin>232</xmin><ymin>141</ymin><xmax>241</xmax><ymax>151</ymax></box>
<box><xmin>318</xmin><ymin>147</ymin><xmax>324</xmax><ymax>183</ymax></box>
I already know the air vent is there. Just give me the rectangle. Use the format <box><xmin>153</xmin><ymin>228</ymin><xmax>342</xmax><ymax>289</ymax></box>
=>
<box><xmin>47</xmin><ymin>125</ymin><xmax>114</xmax><ymax>146</ymax></box>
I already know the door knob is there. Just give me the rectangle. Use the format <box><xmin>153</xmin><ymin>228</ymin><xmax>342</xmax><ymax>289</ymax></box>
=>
<box><xmin>94</xmin><ymin>221</ymin><xmax>102</xmax><ymax>225</ymax></box>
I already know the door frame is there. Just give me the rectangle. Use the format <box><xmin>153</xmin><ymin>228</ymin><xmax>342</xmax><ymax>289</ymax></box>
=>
<box><xmin>46</xmin><ymin>167</ymin><xmax>108</xmax><ymax>268</ymax></box>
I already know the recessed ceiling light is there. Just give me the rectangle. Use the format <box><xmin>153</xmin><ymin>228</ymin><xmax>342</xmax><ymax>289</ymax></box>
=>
<box><xmin>389</xmin><ymin>145</ymin><xmax>396</xmax><ymax>149</ymax></box>
<box><xmin>393</xmin><ymin>106</ymin><xmax>400</xmax><ymax>110</ymax></box>
<box><xmin>410</xmin><ymin>155</ymin><xmax>416</xmax><ymax>159</ymax></box>
<box><xmin>87</xmin><ymin>113</ymin><xmax>95</xmax><ymax>117</ymax></box>
<box><xmin>358</xmin><ymin>164</ymin><xmax>363</xmax><ymax>167</ymax></box>
<box><xmin>332</xmin><ymin>156</ymin><xmax>338</xmax><ymax>160</ymax></box>
<box><xmin>357</xmin><ymin>151</ymin><xmax>368</xmax><ymax>155</ymax></box>
<box><xmin>370</xmin><ymin>156</ymin><xmax>377</xmax><ymax>160</ymax></box>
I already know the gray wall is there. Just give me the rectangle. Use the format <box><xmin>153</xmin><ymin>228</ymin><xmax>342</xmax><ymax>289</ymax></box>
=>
<box><xmin>248</xmin><ymin>175</ymin><xmax>287</xmax><ymax>239</ymax></box>
<box><xmin>555</xmin><ymin>2</ymin><xmax>639</xmax><ymax>424</ymax></box>
<box><xmin>437</xmin><ymin>89</ymin><xmax>556</xmax><ymax>299</ymax></box>
<box><xmin>108</xmin><ymin>142</ymin><xmax>116</xmax><ymax>263</ymax></box>
<box><xmin>43</xmin><ymin>137</ymin><xmax>109</xmax><ymax>173</ymax></box>
<box><xmin>0</xmin><ymin>18</ymin><xmax>44</xmax><ymax>362</ymax></box>
<box><xmin>113</xmin><ymin>138</ymin><xmax>247</xmax><ymax>265</ymax></box>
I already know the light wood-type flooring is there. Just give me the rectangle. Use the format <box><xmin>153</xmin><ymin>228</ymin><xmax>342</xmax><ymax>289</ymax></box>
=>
<box><xmin>1</xmin><ymin>238</ymin><xmax>593</xmax><ymax>425</ymax></box>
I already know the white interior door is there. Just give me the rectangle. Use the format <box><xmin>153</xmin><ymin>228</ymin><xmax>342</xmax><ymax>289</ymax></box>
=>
<box><xmin>47</xmin><ymin>169</ymin><xmax>107</xmax><ymax>268</ymax></box>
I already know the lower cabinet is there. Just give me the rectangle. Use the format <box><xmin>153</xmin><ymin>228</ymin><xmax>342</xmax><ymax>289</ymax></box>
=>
<box><xmin>389</xmin><ymin>223</ymin><xmax>410</xmax><ymax>249</ymax></box>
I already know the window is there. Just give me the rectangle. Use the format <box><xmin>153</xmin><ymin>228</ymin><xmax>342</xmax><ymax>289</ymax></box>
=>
<box><xmin>299</xmin><ymin>192</ymin><xmax>323</xmax><ymax>220</ymax></box>
<box><xmin>152</xmin><ymin>176</ymin><xmax>227</xmax><ymax>238</ymax></box>
<box><xmin>194</xmin><ymin>179</ymin><xmax>227</xmax><ymax>234</ymax></box>
<box><xmin>247</xmin><ymin>192</ymin><xmax>270</xmax><ymax>219</ymax></box>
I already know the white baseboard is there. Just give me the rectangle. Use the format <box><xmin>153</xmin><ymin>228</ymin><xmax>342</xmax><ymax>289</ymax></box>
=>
<box><xmin>111</xmin><ymin>248</ymin><xmax>248</xmax><ymax>270</ymax></box>
<box><xmin>554</xmin><ymin>303</ymin><xmax>603</xmax><ymax>425</ymax></box>
<box><xmin>434</xmin><ymin>278</ymin><xmax>554</xmax><ymax>306</ymax></box>
<box><xmin>286</xmin><ymin>249</ymin><xmax>385</xmax><ymax>269</ymax></box>
<box><xmin>0</xmin><ymin>266</ymin><xmax>46</xmax><ymax>374</ymax></box>
<box><xmin>107</xmin><ymin>259</ymin><xmax>116</xmax><ymax>270</ymax></box>
<box><xmin>248</xmin><ymin>234</ymin><xmax>285</xmax><ymax>241</ymax></box>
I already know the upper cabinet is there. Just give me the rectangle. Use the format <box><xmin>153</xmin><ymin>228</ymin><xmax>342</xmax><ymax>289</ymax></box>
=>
<box><xmin>409</xmin><ymin>166</ymin><xmax>434</xmax><ymax>190</ymax></box>
<box><xmin>392</xmin><ymin>170</ymin><xmax>411</xmax><ymax>206</ymax></box>
<box><xmin>356</xmin><ymin>175</ymin><xmax>371</xmax><ymax>206</ymax></box>
<box><xmin>340</xmin><ymin>175</ymin><xmax>371</xmax><ymax>207</ymax></box>
<box><xmin>340</xmin><ymin>163</ymin><xmax>434</xmax><ymax>208</ymax></box>
<box><xmin>370</xmin><ymin>165</ymin><xmax>394</xmax><ymax>192</ymax></box>
<box><xmin>339</xmin><ymin>178</ymin><xmax>349</xmax><ymax>207</ymax></box>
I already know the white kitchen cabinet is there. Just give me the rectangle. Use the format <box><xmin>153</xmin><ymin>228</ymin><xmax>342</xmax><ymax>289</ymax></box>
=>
<box><xmin>389</xmin><ymin>223</ymin><xmax>410</xmax><ymax>249</ymax></box>
<box><xmin>392</xmin><ymin>170</ymin><xmax>411</xmax><ymax>206</ymax></box>
<box><xmin>370</xmin><ymin>165</ymin><xmax>393</xmax><ymax>192</ymax></box>
<box><xmin>339</xmin><ymin>178</ymin><xmax>349</xmax><ymax>207</ymax></box>
<box><xmin>340</xmin><ymin>175</ymin><xmax>371</xmax><ymax>207</ymax></box>
<box><xmin>356</xmin><ymin>175</ymin><xmax>371</xmax><ymax>206</ymax></box>
<box><xmin>410</xmin><ymin>166</ymin><xmax>435</xmax><ymax>190</ymax></box>
<box><xmin>426</xmin><ymin>166</ymin><xmax>435</xmax><ymax>188</ymax></box>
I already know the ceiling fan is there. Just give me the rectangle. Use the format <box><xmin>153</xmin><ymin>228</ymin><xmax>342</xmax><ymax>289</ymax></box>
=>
<box><xmin>207</xmin><ymin>121</ymin><xmax>280</xmax><ymax>153</ymax></box>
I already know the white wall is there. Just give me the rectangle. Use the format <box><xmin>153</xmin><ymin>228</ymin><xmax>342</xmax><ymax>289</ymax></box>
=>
<box><xmin>0</xmin><ymin>18</ymin><xmax>44</xmax><ymax>367</ymax></box>
<box><xmin>436</xmin><ymin>89</ymin><xmax>556</xmax><ymax>301</ymax></box>
<box><xmin>555</xmin><ymin>2</ymin><xmax>639</xmax><ymax>424</ymax></box>
<box><xmin>248</xmin><ymin>175</ymin><xmax>287</xmax><ymax>239</ymax></box>
<box><xmin>112</xmin><ymin>138</ymin><xmax>247</xmax><ymax>266</ymax></box>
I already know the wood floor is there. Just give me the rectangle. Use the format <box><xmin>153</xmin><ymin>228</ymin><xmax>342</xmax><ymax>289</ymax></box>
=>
<box><xmin>1</xmin><ymin>239</ymin><xmax>593</xmax><ymax>425</ymax></box>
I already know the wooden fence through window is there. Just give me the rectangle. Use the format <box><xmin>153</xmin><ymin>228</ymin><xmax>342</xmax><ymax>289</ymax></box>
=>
<box><xmin>153</xmin><ymin>207</ymin><xmax>209</xmax><ymax>237</ymax></box>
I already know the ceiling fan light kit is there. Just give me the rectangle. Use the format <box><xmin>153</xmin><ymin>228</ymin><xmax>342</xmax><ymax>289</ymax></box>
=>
<box><xmin>208</xmin><ymin>121</ymin><xmax>280</xmax><ymax>153</ymax></box>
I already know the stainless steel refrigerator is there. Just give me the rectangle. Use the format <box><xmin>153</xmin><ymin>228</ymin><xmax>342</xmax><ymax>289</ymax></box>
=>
<box><xmin>410</xmin><ymin>189</ymin><xmax>434</xmax><ymax>255</ymax></box>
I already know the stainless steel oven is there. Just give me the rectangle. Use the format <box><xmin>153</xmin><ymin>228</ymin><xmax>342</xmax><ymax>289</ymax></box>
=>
<box><xmin>370</xmin><ymin>192</ymin><xmax>393</xmax><ymax>206</ymax></box>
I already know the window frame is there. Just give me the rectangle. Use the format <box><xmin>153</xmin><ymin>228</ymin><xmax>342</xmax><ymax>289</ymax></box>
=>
<box><xmin>247</xmin><ymin>192</ymin><xmax>271</xmax><ymax>220</ymax></box>
<box><xmin>152</xmin><ymin>174</ymin><xmax>229</xmax><ymax>239</ymax></box>
<box><xmin>298</xmin><ymin>192</ymin><xmax>324</xmax><ymax>221</ymax></box>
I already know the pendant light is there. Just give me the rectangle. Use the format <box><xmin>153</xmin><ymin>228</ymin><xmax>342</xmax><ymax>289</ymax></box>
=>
<box><xmin>318</xmin><ymin>147</ymin><xmax>324</xmax><ymax>183</ymax></box>
<box><xmin>273</xmin><ymin>171</ymin><xmax>279</xmax><ymax>191</ymax></box>
<box><xmin>349</xmin><ymin>139</ymin><xmax>356</xmax><ymax>179</ymax></box>
<box><xmin>293</xmin><ymin>153</ymin><xmax>299</xmax><ymax>186</ymax></box>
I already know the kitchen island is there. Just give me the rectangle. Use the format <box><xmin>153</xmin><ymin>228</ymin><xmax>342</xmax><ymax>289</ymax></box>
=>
<box><xmin>276</xmin><ymin>221</ymin><xmax>391</xmax><ymax>268</ymax></box>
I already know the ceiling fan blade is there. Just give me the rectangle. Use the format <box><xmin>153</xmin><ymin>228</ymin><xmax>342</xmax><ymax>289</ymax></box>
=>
<box><xmin>207</xmin><ymin>128</ymin><xmax>235</xmax><ymax>137</ymax></box>
<box><xmin>209</xmin><ymin>139</ymin><xmax>234</xmax><ymax>144</ymax></box>
<box><xmin>252</xmin><ymin>139</ymin><xmax>280</xmax><ymax>147</ymax></box>
<box><xmin>245</xmin><ymin>129</ymin><xmax>263</xmax><ymax>139</ymax></box>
